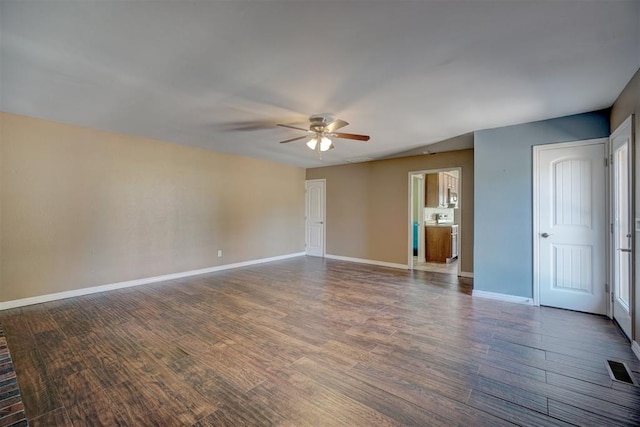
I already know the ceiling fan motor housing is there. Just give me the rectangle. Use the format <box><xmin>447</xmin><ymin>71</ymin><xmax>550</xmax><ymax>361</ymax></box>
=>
<box><xmin>309</xmin><ymin>114</ymin><xmax>332</xmax><ymax>132</ymax></box>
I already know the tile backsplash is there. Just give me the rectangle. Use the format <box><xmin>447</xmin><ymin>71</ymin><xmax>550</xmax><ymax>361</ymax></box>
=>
<box><xmin>424</xmin><ymin>207</ymin><xmax>455</xmax><ymax>223</ymax></box>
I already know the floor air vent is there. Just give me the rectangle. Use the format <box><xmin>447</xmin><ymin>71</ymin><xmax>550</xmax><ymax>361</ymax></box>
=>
<box><xmin>606</xmin><ymin>360</ymin><xmax>638</xmax><ymax>385</ymax></box>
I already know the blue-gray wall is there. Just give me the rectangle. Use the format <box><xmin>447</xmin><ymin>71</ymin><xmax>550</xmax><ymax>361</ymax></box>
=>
<box><xmin>474</xmin><ymin>111</ymin><xmax>610</xmax><ymax>297</ymax></box>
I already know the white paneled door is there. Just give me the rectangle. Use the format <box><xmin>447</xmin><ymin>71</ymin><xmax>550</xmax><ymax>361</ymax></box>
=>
<box><xmin>611</xmin><ymin>117</ymin><xmax>633</xmax><ymax>339</ymax></box>
<box><xmin>535</xmin><ymin>140</ymin><xmax>607</xmax><ymax>314</ymax></box>
<box><xmin>305</xmin><ymin>180</ymin><xmax>325</xmax><ymax>257</ymax></box>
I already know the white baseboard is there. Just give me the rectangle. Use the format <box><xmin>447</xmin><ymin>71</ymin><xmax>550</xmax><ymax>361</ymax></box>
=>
<box><xmin>632</xmin><ymin>341</ymin><xmax>640</xmax><ymax>362</ymax></box>
<box><xmin>459</xmin><ymin>271</ymin><xmax>474</xmax><ymax>278</ymax></box>
<box><xmin>0</xmin><ymin>252</ymin><xmax>306</xmax><ymax>310</ymax></box>
<box><xmin>324</xmin><ymin>254</ymin><xmax>408</xmax><ymax>270</ymax></box>
<box><xmin>472</xmin><ymin>290</ymin><xmax>534</xmax><ymax>305</ymax></box>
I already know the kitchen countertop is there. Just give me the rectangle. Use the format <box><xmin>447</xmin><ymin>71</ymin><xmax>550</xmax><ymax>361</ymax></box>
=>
<box><xmin>425</xmin><ymin>223</ymin><xmax>456</xmax><ymax>227</ymax></box>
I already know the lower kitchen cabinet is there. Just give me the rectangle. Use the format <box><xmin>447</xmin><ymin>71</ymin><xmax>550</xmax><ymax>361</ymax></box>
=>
<box><xmin>425</xmin><ymin>225</ymin><xmax>458</xmax><ymax>263</ymax></box>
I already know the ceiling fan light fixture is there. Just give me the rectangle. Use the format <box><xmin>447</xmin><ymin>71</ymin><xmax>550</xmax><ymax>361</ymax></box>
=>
<box><xmin>319</xmin><ymin>136</ymin><xmax>332</xmax><ymax>152</ymax></box>
<box><xmin>306</xmin><ymin>136</ymin><xmax>332</xmax><ymax>152</ymax></box>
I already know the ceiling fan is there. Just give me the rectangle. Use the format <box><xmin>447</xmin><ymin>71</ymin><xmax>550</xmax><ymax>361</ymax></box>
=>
<box><xmin>278</xmin><ymin>114</ymin><xmax>370</xmax><ymax>152</ymax></box>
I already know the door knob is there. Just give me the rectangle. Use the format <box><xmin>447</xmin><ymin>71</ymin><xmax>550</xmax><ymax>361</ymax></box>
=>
<box><xmin>619</xmin><ymin>248</ymin><xmax>632</xmax><ymax>253</ymax></box>
<box><xmin>541</xmin><ymin>233</ymin><xmax>551</xmax><ymax>238</ymax></box>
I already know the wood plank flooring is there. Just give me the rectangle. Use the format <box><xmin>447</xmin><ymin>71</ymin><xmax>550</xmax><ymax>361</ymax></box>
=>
<box><xmin>0</xmin><ymin>324</ymin><xmax>27</xmax><ymax>427</ymax></box>
<box><xmin>1</xmin><ymin>257</ymin><xmax>639</xmax><ymax>426</ymax></box>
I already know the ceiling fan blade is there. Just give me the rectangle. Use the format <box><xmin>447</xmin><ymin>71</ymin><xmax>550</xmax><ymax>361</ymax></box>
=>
<box><xmin>218</xmin><ymin>120</ymin><xmax>276</xmax><ymax>131</ymax></box>
<box><xmin>325</xmin><ymin>119</ymin><xmax>349</xmax><ymax>132</ymax></box>
<box><xmin>330</xmin><ymin>132</ymin><xmax>370</xmax><ymax>141</ymax></box>
<box><xmin>277</xmin><ymin>123</ymin><xmax>310</xmax><ymax>132</ymax></box>
<box><xmin>279</xmin><ymin>135</ymin><xmax>308</xmax><ymax>144</ymax></box>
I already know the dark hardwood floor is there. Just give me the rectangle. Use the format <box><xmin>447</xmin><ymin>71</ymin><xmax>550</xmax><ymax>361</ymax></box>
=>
<box><xmin>2</xmin><ymin>257</ymin><xmax>640</xmax><ymax>426</ymax></box>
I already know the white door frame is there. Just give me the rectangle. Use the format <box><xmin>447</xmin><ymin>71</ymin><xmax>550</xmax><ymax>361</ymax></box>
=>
<box><xmin>610</xmin><ymin>115</ymin><xmax>634</xmax><ymax>339</ymax></box>
<box><xmin>532</xmin><ymin>138</ymin><xmax>609</xmax><ymax>308</ymax></box>
<box><xmin>410</xmin><ymin>174</ymin><xmax>426</xmax><ymax>263</ymax></box>
<box><xmin>407</xmin><ymin>172</ymin><xmax>425</xmax><ymax>270</ymax></box>
<box><xmin>407</xmin><ymin>167</ymin><xmax>462</xmax><ymax>274</ymax></box>
<box><xmin>305</xmin><ymin>179</ymin><xmax>326</xmax><ymax>257</ymax></box>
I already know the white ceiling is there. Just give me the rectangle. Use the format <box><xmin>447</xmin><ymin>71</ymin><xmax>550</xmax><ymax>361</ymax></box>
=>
<box><xmin>2</xmin><ymin>1</ymin><xmax>639</xmax><ymax>168</ymax></box>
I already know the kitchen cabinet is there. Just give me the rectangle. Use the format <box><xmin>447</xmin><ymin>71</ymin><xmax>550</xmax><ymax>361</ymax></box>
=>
<box><xmin>425</xmin><ymin>174</ymin><xmax>440</xmax><ymax>207</ymax></box>
<box><xmin>425</xmin><ymin>172</ymin><xmax>459</xmax><ymax>208</ymax></box>
<box><xmin>425</xmin><ymin>225</ymin><xmax>458</xmax><ymax>263</ymax></box>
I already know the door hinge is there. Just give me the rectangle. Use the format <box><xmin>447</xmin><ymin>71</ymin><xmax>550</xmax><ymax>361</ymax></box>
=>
<box><xmin>611</xmin><ymin>223</ymin><xmax>614</xmax><ymax>234</ymax></box>
<box><xmin>605</xmin><ymin>283</ymin><xmax>609</xmax><ymax>293</ymax></box>
<box><xmin>605</xmin><ymin>157</ymin><xmax>608</xmax><ymax>167</ymax></box>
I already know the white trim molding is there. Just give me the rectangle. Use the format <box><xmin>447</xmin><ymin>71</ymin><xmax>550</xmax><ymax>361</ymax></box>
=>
<box><xmin>459</xmin><ymin>271</ymin><xmax>474</xmax><ymax>278</ymax></box>
<box><xmin>325</xmin><ymin>254</ymin><xmax>408</xmax><ymax>270</ymax></box>
<box><xmin>632</xmin><ymin>341</ymin><xmax>640</xmax><ymax>362</ymax></box>
<box><xmin>0</xmin><ymin>252</ymin><xmax>305</xmax><ymax>310</ymax></box>
<box><xmin>472</xmin><ymin>290</ymin><xmax>534</xmax><ymax>305</ymax></box>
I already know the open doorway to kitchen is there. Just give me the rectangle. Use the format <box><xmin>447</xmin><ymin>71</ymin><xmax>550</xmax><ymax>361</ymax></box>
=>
<box><xmin>408</xmin><ymin>168</ymin><xmax>462</xmax><ymax>275</ymax></box>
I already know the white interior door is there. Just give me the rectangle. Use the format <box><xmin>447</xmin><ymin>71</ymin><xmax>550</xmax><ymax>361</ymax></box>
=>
<box><xmin>611</xmin><ymin>117</ymin><xmax>633</xmax><ymax>339</ymax></box>
<box><xmin>305</xmin><ymin>179</ymin><xmax>325</xmax><ymax>257</ymax></box>
<box><xmin>535</xmin><ymin>140</ymin><xmax>607</xmax><ymax>314</ymax></box>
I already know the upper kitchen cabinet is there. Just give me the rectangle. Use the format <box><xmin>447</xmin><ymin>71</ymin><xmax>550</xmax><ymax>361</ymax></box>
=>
<box><xmin>425</xmin><ymin>174</ymin><xmax>439</xmax><ymax>207</ymax></box>
<box><xmin>425</xmin><ymin>171</ymin><xmax>459</xmax><ymax>208</ymax></box>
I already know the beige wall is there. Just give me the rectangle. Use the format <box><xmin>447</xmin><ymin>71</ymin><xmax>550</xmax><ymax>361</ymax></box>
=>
<box><xmin>0</xmin><ymin>113</ymin><xmax>306</xmax><ymax>301</ymax></box>
<box><xmin>611</xmin><ymin>67</ymin><xmax>640</xmax><ymax>343</ymax></box>
<box><xmin>306</xmin><ymin>147</ymin><xmax>474</xmax><ymax>273</ymax></box>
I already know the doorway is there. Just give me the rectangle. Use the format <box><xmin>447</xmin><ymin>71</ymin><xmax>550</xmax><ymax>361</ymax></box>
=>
<box><xmin>408</xmin><ymin>168</ymin><xmax>462</xmax><ymax>275</ymax></box>
<box><xmin>533</xmin><ymin>138</ymin><xmax>608</xmax><ymax>314</ymax></box>
<box><xmin>611</xmin><ymin>116</ymin><xmax>634</xmax><ymax>339</ymax></box>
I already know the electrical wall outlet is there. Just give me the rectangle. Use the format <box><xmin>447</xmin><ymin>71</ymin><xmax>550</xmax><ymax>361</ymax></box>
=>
<box><xmin>217</xmin><ymin>250</ymin><xmax>223</xmax><ymax>258</ymax></box>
